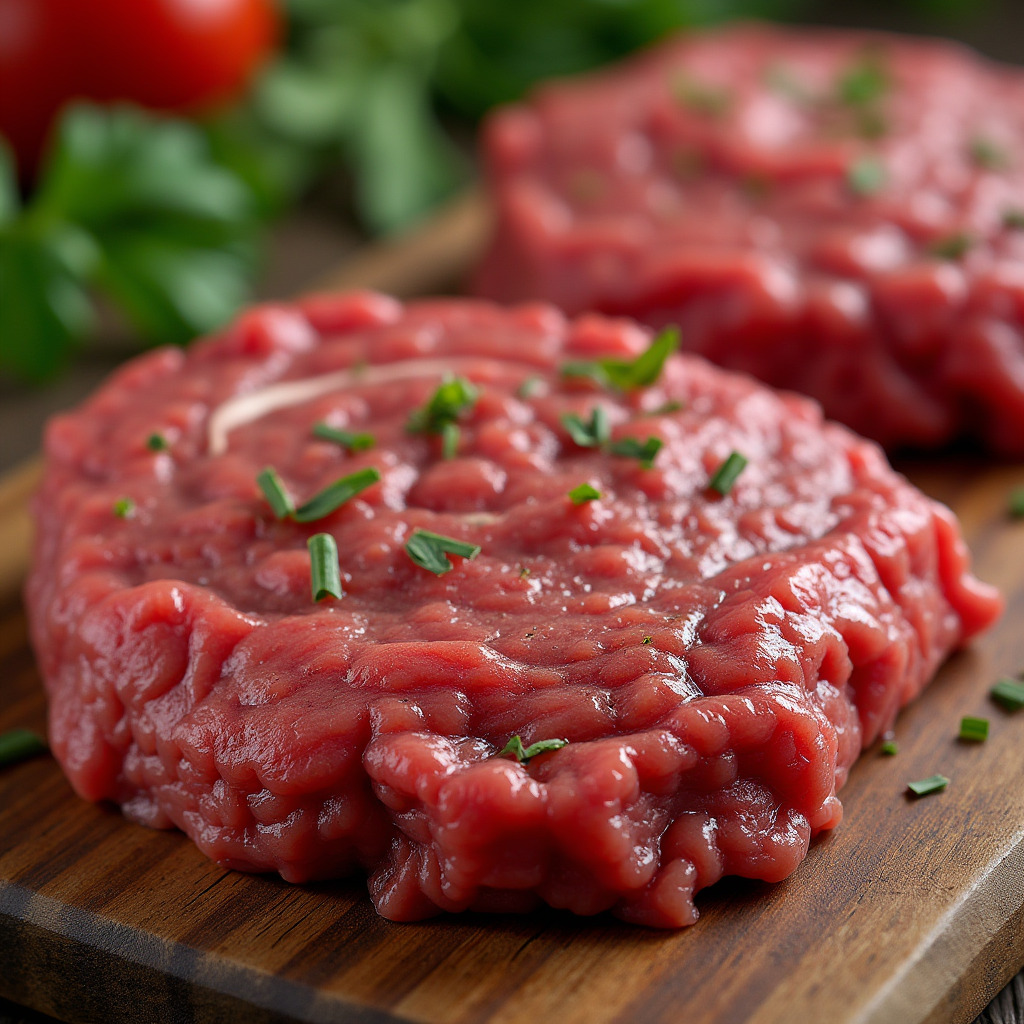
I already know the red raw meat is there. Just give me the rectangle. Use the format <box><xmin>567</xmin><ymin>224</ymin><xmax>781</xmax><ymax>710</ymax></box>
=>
<box><xmin>474</xmin><ymin>23</ymin><xmax>1024</xmax><ymax>454</ymax></box>
<box><xmin>26</xmin><ymin>293</ymin><xmax>1001</xmax><ymax>927</ymax></box>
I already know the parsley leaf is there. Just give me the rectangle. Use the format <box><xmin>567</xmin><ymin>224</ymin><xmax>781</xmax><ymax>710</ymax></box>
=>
<box><xmin>0</xmin><ymin>104</ymin><xmax>260</xmax><ymax>382</ymax></box>
<box><xmin>405</xmin><ymin>528</ymin><xmax>481</xmax><ymax>575</ymax></box>
<box><xmin>562</xmin><ymin>407</ymin><xmax>611</xmax><ymax>447</ymax></box>
<box><xmin>408</xmin><ymin>375</ymin><xmax>478</xmax><ymax>435</ymax></box>
<box><xmin>498</xmin><ymin>735</ymin><xmax>569</xmax><ymax>763</ymax></box>
<box><xmin>847</xmin><ymin>157</ymin><xmax>887</xmax><ymax>196</ymax></box>
<box><xmin>562</xmin><ymin>325</ymin><xmax>680</xmax><ymax>393</ymax></box>
<box><xmin>568</xmin><ymin>482</ymin><xmax>601</xmax><ymax>504</ymax></box>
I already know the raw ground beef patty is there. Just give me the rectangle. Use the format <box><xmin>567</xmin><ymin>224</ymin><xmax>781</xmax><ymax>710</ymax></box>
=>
<box><xmin>474</xmin><ymin>23</ymin><xmax>1024</xmax><ymax>454</ymax></box>
<box><xmin>27</xmin><ymin>292</ymin><xmax>1001</xmax><ymax>927</ymax></box>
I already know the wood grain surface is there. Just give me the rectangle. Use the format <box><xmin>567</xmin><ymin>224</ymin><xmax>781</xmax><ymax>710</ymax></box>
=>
<box><xmin>2</xmin><ymin>193</ymin><xmax>1024</xmax><ymax>1024</ymax></box>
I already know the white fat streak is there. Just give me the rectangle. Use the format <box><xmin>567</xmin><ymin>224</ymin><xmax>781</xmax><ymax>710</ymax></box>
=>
<box><xmin>207</xmin><ymin>358</ymin><xmax>509</xmax><ymax>456</ymax></box>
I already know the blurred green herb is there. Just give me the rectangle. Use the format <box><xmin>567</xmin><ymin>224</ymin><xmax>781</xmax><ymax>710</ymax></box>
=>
<box><xmin>0</xmin><ymin>105</ymin><xmax>259</xmax><ymax>382</ymax></box>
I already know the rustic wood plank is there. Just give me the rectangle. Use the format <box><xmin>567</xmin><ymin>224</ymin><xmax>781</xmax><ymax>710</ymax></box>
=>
<box><xmin>3</xmin><ymin>193</ymin><xmax>1024</xmax><ymax>1024</ymax></box>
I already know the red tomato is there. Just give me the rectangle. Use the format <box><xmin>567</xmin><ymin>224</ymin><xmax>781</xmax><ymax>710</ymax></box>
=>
<box><xmin>0</xmin><ymin>0</ymin><xmax>279</xmax><ymax>175</ymax></box>
<box><xmin>76</xmin><ymin>0</ymin><xmax>279</xmax><ymax>112</ymax></box>
<box><xmin>0</xmin><ymin>0</ymin><xmax>74</xmax><ymax>173</ymax></box>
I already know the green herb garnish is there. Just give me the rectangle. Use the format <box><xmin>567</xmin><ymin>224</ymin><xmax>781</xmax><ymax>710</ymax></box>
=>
<box><xmin>113</xmin><ymin>497</ymin><xmax>135</xmax><ymax>519</ymax></box>
<box><xmin>907</xmin><ymin>774</ymin><xmax>949</xmax><ymax>797</ymax></box>
<box><xmin>0</xmin><ymin>728</ymin><xmax>48</xmax><ymax>768</ymax></box>
<box><xmin>0</xmin><ymin>104</ymin><xmax>259</xmax><ymax>384</ymax></box>
<box><xmin>519</xmin><ymin>565</ymin><xmax>530</xmax><ymax>578</ymax></box>
<box><xmin>608</xmin><ymin>436</ymin><xmax>663</xmax><ymax>469</ymax></box>
<box><xmin>498</xmin><ymin>735</ymin><xmax>568</xmax><ymax>763</ymax></box>
<box><xmin>441</xmin><ymin>422</ymin><xmax>460</xmax><ymax>460</ymax></box>
<box><xmin>405</xmin><ymin>529</ymin><xmax>481</xmax><ymax>576</ymax></box>
<box><xmin>146</xmin><ymin>433</ymin><xmax>169</xmax><ymax>452</ymax></box>
<box><xmin>930</xmin><ymin>233</ymin><xmax>972</xmax><ymax>260</ymax></box>
<box><xmin>1009</xmin><ymin>487</ymin><xmax>1024</xmax><ymax>518</ymax></box>
<box><xmin>764</xmin><ymin>64</ymin><xmax>810</xmax><ymax>103</ymax></box>
<box><xmin>642</xmin><ymin>635</ymin><xmax>653</xmax><ymax>645</ymax></box>
<box><xmin>562</xmin><ymin>325</ymin><xmax>680</xmax><ymax>393</ymax></box>
<box><xmin>847</xmin><ymin>156</ymin><xmax>887</xmax><ymax>196</ymax></box>
<box><xmin>1004</xmin><ymin>209</ymin><xmax>1024</xmax><ymax>230</ymax></box>
<box><xmin>257</xmin><ymin>467</ymin><xmax>295</xmax><ymax>519</ymax></box>
<box><xmin>651</xmin><ymin>399</ymin><xmax>684</xmax><ymax>416</ymax></box>
<box><xmin>959</xmin><ymin>716</ymin><xmax>989</xmax><ymax>742</ymax></box>
<box><xmin>708</xmin><ymin>451</ymin><xmax>748</xmax><ymax>495</ymax></box>
<box><xmin>308</xmin><ymin>533</ymin><xmax>342</xmax><ymax>602</ymax></box>
<box><xmin>294</xmin><ymin>467</ymin><xmax>381</xmax><ymax>523</ymax></box>
<box><xmin>568</xmin><ymin>482</ymin><xmax>601</xmax><ymax>505</ymax></box>
<box><xmin>992</xmin><ymin>677</ymin><xmax>1024</xmax><ymax>711</ymax></box>
<box><xmin>561</xmin><ymin>406</ymin><xmax>611</xmax><ymax>448</ymax></box>
<box><xmin>970</xmin><ymin>137</ymin><xmax>1008</xmax><ymax>171</ymax></box>
<box><xmin>673</xmin><ymin>75</ymin><xmax>731</xmax><ymax>118</ymax></box>
<box><xmin>517</xmin><ymin>376</ymin><xmax>544</xmax><ymax>400</ymax></box>
<box><xmin>880</xmin><ymin>739</ymin><xmax>899</xmax><ymax>756</ymax></box>
<box><xmin>408</xmin><ymin>375</ymin><xmax>478</xmax><ymax>435</ymax></box>
<box><xmin>313</xmin><ymin>421</ymin><xmax>375</xmax><ymax>452</ymax></box>
<box><xmin>838</xmin><ymin>54</ymin><xmax>887</xmax><ymax>107</ymax></box>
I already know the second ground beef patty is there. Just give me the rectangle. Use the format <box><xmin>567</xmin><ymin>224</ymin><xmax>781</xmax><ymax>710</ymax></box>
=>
<box><xmin>474</xmin><ymin>23</ymin><xmax>1024</xmax><ymax>454</ymax></box>
<box><xmin>27</xmin><ymin>293</ymin><xmax>1001</xmax><ymax>927</ymax></box>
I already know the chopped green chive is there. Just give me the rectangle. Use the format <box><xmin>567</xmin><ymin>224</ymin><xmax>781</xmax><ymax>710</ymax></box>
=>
<box><xmin>609</xmin><ymin>435</ymin><xmax>663</xmax><ymax>469</ymax></box>
<box><xmin>1004</xmin><ymin>208</ymin><xmax>1024</xmax><ymax>230</ymax></box>
<box><xmin>847</xmin><ymin>156</ymin><xmax>887</xmax><ymax>197</ymax></box>
<box><xmin>517</xmin><ymin>376</ymin><xmax>544</xmax><ymax>400</ymax></box>
<box><xmin>498</xmin><ymin>735</ymin><xmax>569</xmax><ymax>763</ymax></box>
<box><xmin>441</xmin><ymin>422</ymin><xmax>460</xmax><ymax>460</ymax></box>
<box><xmin>308</xmin><ymin>533</ymin><xmax>342</xmax><ymax>602</ymax></box>
<box><xmin>642</xmin><ymin>635</ymin><xmax>653</xmax><ymax>645</ymax></box>
<box><xmin>257</xmin><ymin>467</ymin><xmax>295</xmax><ymax>519</ymax></box>
<box><xmin>838</xmin><ymin>55</ymin><xmax>887</xmax><ymax>107</ymax></box>
<box><xmin>405</xmin><ymin>529</ymin><xmax>481</xmax><ymax>576</ymax></box>
<box><xmin>568</xmin><ymin>482</ymin><xmax>601</xmax><ymax>505</ymax></box>
<box><xmin>959</xmin><ymin>716</ymin><xmax>989</xmax><ymax>742</ymax></box>
<box><xmin>708</xmin><ymin>451</ymin><xmax>748</xmax><ymax>495</ymax></box>
<box><xmin>992</xmin><ymin>677</ymin><xmax>1024</xmax><ymax>711</ymax></box>
<box><xmin>519</xmin><ymin>565</ymin><xmax>531</xmax><ymax>578</ymax></box>
<box><xmin>146</xmin><ymin>433</ymin><xmax>168</xmax><ymax>452</ymax></box>
<box><xmin>569</xmin><ymin>169</ymin><xmax>605</xmax><ymax>202</ymax></box>
<box><xmin>673</xmin><ymin>75</ymin><xmax>732</xmax><ymax>118</ymax></box>
<box><xmin>562</xmin><ymin>326</ymin><xmax>680</xmax><ymax>393</ymax></box>
<box><xmin>880</xmin><ymin>739</ymin><xmax>899</xmax><ymax>756</ymax></box>
<box><xmin>0</xmin><ymin>728</ymin><xmax>47</xmax><ymax>768</ymax></box>
<box><xmin>113</xmin><ymin>497</ymin><xmax>135</xmax><ymax>519</ymax></box>
<box><xmin>1009</xmin><ymin>487</ymin><xmax>1024</xmax><ymax>518</ymax></box>
<box><xmin>294</xmin><ymin>467</ymin><xmax>381</xmax><ymax>523</ymax></box>
<box><xmin>930</xmin><ymin>233</ymin><xmax>972</xmax><ymax>260</ymax></box>
<box><xmin>907</xmin><ymin>774</ymin><xmax>949</xmax><ymax>797</ymax></box>
<box><xmin>764</xmin><ymin>64</ymin><xmax>810</xmax><ymax>103</ymax></box>
<box><xmin>312</xmin><ymin>421</ymin><xmax>375</xmax><ymax>452</ymax></box>
<box><xmin>970</xmin><ymin>137</ymin><xmax>1008</xmax><ymax>170</ymax></box>
<box><xmin>562</xmin><ymin>406</ymin><xmax>611</xmax><ymax>448</ymax></box>
<box><xmin>408</xmin><ymin>376</ymin><xmax>478</xmax><ymax>435</ymax></box>
<box><xmin>652</xmin><ymin>399</ymin><xmax>684</xmax><ymax>416</ymax></box>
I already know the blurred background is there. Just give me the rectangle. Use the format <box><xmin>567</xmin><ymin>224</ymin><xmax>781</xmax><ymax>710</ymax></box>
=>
<box><xmin>2</xmin><ymin>0</ymin><xmax>1024</xmax><ymax>474</ymax></box>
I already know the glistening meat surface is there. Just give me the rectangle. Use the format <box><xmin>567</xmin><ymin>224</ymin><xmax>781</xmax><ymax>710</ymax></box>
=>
<box><xmin>26</xmin><ymin>292</ymin><xmax>1001</xmax><ymax>927</ymax></box>
<box><xmin>475</xmin><ymin>23</ymin><xmax>1024</xmax><ymax>453</ymax></box>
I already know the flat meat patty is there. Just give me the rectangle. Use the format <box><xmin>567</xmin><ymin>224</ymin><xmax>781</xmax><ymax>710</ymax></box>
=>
<box><xmin>27</xmin><ymin>292</ymin><xmax>1001</xmax><ymax>927</ymax></box>
<box><xmin>474</xmin><ymin>23</ymin><xmax>1024</xmax><ymax>454</ymax></box>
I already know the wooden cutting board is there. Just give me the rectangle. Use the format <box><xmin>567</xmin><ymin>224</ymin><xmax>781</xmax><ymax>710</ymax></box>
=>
<box><xmin>3</xmin><ymin>194</ymin><xmax>1024</xmax><ymax>1024</ymax></box>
